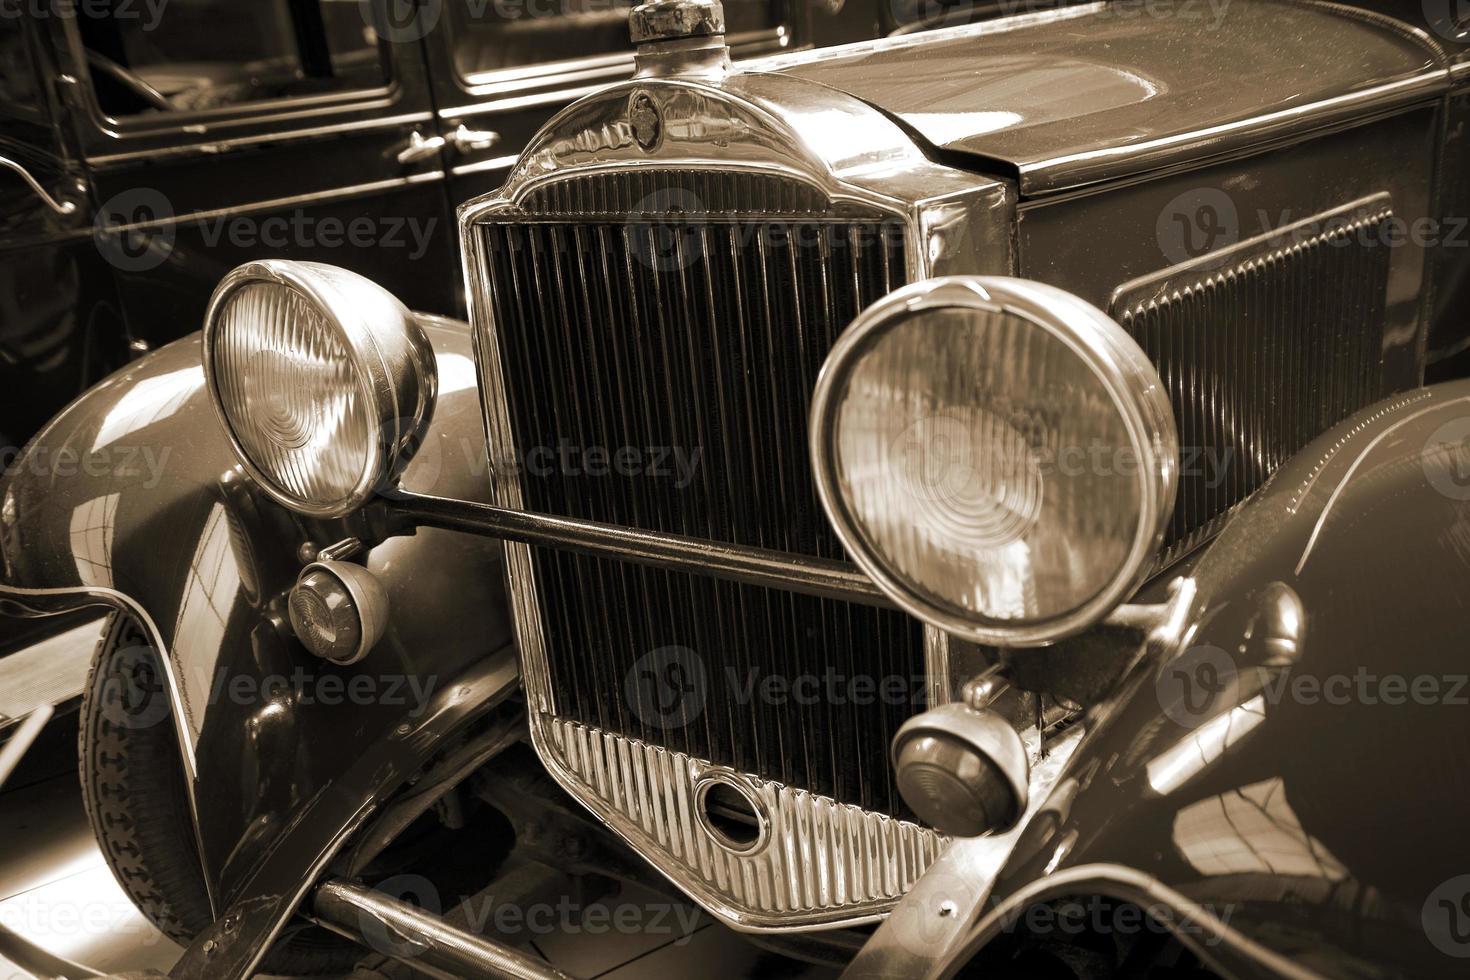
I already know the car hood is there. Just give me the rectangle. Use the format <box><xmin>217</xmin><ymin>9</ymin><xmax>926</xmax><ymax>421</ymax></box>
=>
<box><xmin>752</xmin><ymin>1</ymin><xmax>1447</xmax><ymax>195</ymax></box>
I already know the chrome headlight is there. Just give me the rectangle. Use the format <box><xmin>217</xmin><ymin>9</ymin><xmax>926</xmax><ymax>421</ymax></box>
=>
<box><xmin>203</xmin><ymin>260</ymin><xmax>436</xmax><ymax>518</ymax></box>
<box><xmin>810</xmin><ymin>277</ymin><xmax>1177</xmax><ymax>646</ymax></box>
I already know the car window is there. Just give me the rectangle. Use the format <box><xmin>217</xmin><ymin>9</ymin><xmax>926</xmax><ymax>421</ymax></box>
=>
<box><xmin>0</xmin><ymin>20</ymin><xmax>46</xmax><ymax>124</ymax></box>
<box><xmin>76</xmin><ymin>0</ymin><xmax>388</xmax><ymax>118</ymax></box>
<box><xmin>446</xmin><ymin>0</ymin><xmax>781</xmax><ymax>82</ymax></box>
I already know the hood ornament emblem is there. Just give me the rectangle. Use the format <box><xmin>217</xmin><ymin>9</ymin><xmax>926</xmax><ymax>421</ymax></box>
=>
<box><xmin>630</xmin><ymin>94</ymin><xmax>662</xmax><ymax>151</ymax></box>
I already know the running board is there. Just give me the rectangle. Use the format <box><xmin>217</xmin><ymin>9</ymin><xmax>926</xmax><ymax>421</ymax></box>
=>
<box><xmin>309</xmin><ymin>878</ymin><xmax>575</xmax><ymax>980</ymax></box>
<box><xmin>0</xmin><ymin>616</ymin><xmax>104</xmax><ymax>733</ymax></box>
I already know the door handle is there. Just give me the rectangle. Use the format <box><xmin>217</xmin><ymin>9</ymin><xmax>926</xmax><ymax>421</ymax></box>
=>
<box><xmin>396</xmin><ymin>130</ymin><xmax>446</xmax><ymax>166</ymax></box>
<box><xmin>447</xmin><ymin>125</ymin><xmax>501</xmax><ymax>154</ymax></box>
<box><xmin>0</xmin><ymin>155</ymin><xmax>77</xmax><ymax>216</ymax></box>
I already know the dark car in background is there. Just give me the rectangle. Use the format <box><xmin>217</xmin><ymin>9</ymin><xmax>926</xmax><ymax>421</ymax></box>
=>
<box><xmin>0</xmin><ymin>0</ymin><xmax>889</xmax><ymax>456</ymax></box>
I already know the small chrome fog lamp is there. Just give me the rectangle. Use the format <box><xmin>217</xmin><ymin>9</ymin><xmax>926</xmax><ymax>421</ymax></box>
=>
<box><xmin>289</xmin><ymin>560</ymin><xmax>389</xmax><ymax>665</ymax></box>
<box><xmin>810</xmin><ymin>277</ymin><xmax>1177</xmax><ymax>646</ymax></box>
<box><xmin>892</xmin><ymin>702</ymin><xmax>1028</xmax><ymax>837</ymax></box>
<box><xmin>203</xmin><ymin>260</ymin><xmax>436</xmax><ymax>518</ymax></box>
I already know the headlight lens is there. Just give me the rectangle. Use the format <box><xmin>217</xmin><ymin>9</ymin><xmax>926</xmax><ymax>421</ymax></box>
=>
<box><xmin>204</xmin><ymin>261</ymin><xmax>436</xmax><ymax>517</ymax></box>
<box><xmin>810</xmin><ymin>277</ymin><xmax>1177</xmax><ymax>646</ymax></box>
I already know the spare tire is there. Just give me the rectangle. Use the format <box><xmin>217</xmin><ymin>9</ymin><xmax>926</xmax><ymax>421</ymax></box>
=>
<box><xmin>79</xmin><ymin>614</ymin><xmax>358</xmax><ymax>976</ymax></box>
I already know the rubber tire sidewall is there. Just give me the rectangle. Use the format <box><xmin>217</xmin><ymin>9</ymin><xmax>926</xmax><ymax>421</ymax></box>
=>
<box><xmin>79</xmin><ymin>613</ymin><xmax>358</xmax><ymax>976</ymax></box>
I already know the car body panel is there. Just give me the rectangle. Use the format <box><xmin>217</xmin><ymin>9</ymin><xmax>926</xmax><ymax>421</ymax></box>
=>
<box><xmin>759</xmin><ymin>1</ymin><xmax>1448</xmax><ymax>194</ymax></box>
<box><xmin>0</xmin><ymin>315</ymin><xmax>515</xmax><ymax>908</ymax></box>
<box><xmin>966</xmin><ymin>378</ymin><xmax>1470</xmax><ymax>977</ymax></box>
<box><xmin>1017</xmin><ymin>105</ymin><xmax>1440</xmax><ymax>389</ymax></box>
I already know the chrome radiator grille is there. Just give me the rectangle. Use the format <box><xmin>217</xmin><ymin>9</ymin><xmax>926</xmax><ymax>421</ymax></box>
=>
<box><xmin>1112</xmin><ymin>196</ymin><xmax>1394</xmax><ymax>562</ymax></box>
<box><xmin>474</xmin><ymin>190</ymin><xmax>922</xmax><ymax>818</ymax></box>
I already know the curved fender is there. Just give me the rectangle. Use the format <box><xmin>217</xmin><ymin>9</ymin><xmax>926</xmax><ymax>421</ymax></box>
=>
<box><xmin>0</xmin><ymin>317</ymin><xmax>516</xmax><ymax>931</ymax></box>
<box><xmin>949</xmin><ymin>380</ymin><xmax>1470</xmax><ymax>977</ymax></box>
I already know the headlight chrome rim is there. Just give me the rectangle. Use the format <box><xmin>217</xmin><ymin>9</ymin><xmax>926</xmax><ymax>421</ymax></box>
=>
<box><xmin>809</xmin><ymin>275</ymin><xmax>1178</xmax><ymax>647</ymax></box>
<box><xmin>202</xmin><ymin>260</ymin><xmax>437</xmax><ymax>518</ymax></box>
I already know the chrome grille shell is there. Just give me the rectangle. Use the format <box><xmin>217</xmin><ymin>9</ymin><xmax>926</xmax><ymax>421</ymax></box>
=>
<box><xmin>461</xmin><ymin>73</ymin><xmax>1011</xmax><ymax>930</ymax></box>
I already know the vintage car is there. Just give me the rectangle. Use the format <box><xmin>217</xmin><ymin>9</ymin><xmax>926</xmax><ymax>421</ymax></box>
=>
<box><xmin>0</xmin><ymin>0</ymin><xmax>880</xmax><ymax>459</ymax></box>
<box><xmin>2</xmin><ymin>0</ymin><xmax>1469</xmax><ymax>977</ymax></box>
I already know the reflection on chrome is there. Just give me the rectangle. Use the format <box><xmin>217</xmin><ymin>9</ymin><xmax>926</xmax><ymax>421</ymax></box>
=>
<box><xmin>1146</xmin><ymin>695</ymin><xmax>1266</xmax><ymax>796</ymax></box>
<box><xmin>1172</xmin><ymin>777</ymin><xmax>1348</xmax><ymax>882</ymax></box>
<box><xmin>91</xmin><ymin>366</ymin><xmax>202</xmax><ymax>452</ymax></box>
<box><xmin>436</xmin><ymin>352</ymin><xmax>478</xmax><ymax>395</ymax></box>
<box><xmin>67</xmin><ymin>493</ymin><xmax>118</xmax><ymax>589</ymax></box>
<box><xmin>173</xmin><ymin>503</ymin><xmax>240</xmax><ymax>740</ymax></box>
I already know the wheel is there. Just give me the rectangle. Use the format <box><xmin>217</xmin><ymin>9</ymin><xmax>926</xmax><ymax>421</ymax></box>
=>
<box><xmin>79</xmin><ymin>614</ymin><xmax>358</xmax><ymax>975</ymax></box>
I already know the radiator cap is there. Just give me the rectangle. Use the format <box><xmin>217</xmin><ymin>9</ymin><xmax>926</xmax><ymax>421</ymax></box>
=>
<box><xmin>630</xmin><ymin>1</ymin><xmax>725</xmax><ymax>44</ymax></box>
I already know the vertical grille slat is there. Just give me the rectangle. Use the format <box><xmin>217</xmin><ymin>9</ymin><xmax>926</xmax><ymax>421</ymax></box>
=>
<box><xmin>480</xmin><ymin>184</ymin><xmax>918</xmax><ymax>816</ymax></box>
<box><xmin>1115</xmin><ymin>200</ymin><xmax>1393</xmax><ymax>563</ymax></box>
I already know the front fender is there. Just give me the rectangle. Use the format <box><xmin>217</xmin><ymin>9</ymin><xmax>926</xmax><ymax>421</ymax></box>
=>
<box><xmin>0</xmin><ymin>316</ymin><xmax>515</xmax><ymax>922</ymax></box>
<box><xmin>967</xmin><ymin>380</ymin><xmax>1470</xmax><ymax>977</ymax></box>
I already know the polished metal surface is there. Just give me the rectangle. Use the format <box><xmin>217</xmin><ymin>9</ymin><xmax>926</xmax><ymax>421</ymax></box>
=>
<box><xmin>0</xmin><ymin>154</ymin><xmax>76</xmax><ymax>215</ymax></box>
<box><xmin>630</xmin><ymin>1</ymin><xmax>725</xmax><ymax>44</ymax></box>
<box><xmin>289</xmin><ymin>559</ymin><xmax>390</xmax><ymax>666</ymax></box>
<box><xmin>201</xmin><ymin>260</ymin><xmax>438</xmax><ymax>518</ymax></box>
<box><xmin>808</xmin><ymin>276</ymin><xmax>1178</xmax><ymax>646</ymax></box>
<box><xmin>630</xmin><ymin>2</ymin><xmax>731</xmax><ymax>78</ymax></box>
<box><xmin>312</xmin><ymin>878</ymin><xmax>574</xmax><ymax>980</ymax></box>
<box><xmin>396</xmin><ymin>130</ymin><xmax>447</xmax><ymax>166</ymax></box>
<box><xmin>840</xmin><ymin>725</ymin><xmax>1085</xmax><ymax>980</ymax></box>
<box><xmin>544</xmin><ymin>717</ymin><xmax>947</xmax><ymax>931</ymax></box>
<box><xmin>890</xmin><ymin>703</ymin><xmax>1028</xmax><ymax>838</ymax></box>
<box><xmin>449</xmin><ymin>125</ymin><xmax>502</xmax><ymax>153</ymax></box>
<box><xmin>391</xmin><ymin>490</ymin><xmax>890</xmax><ymax>606</ymax></box>
<box><xmin>756</xmin><ymin>1</ymin><xmax>1448</xmax><ymax>194</ymax></box>
<box><xmin>459</xmin><ymin>67</ymin><xmax>1013</xmax><ymax>929</ymax></box>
